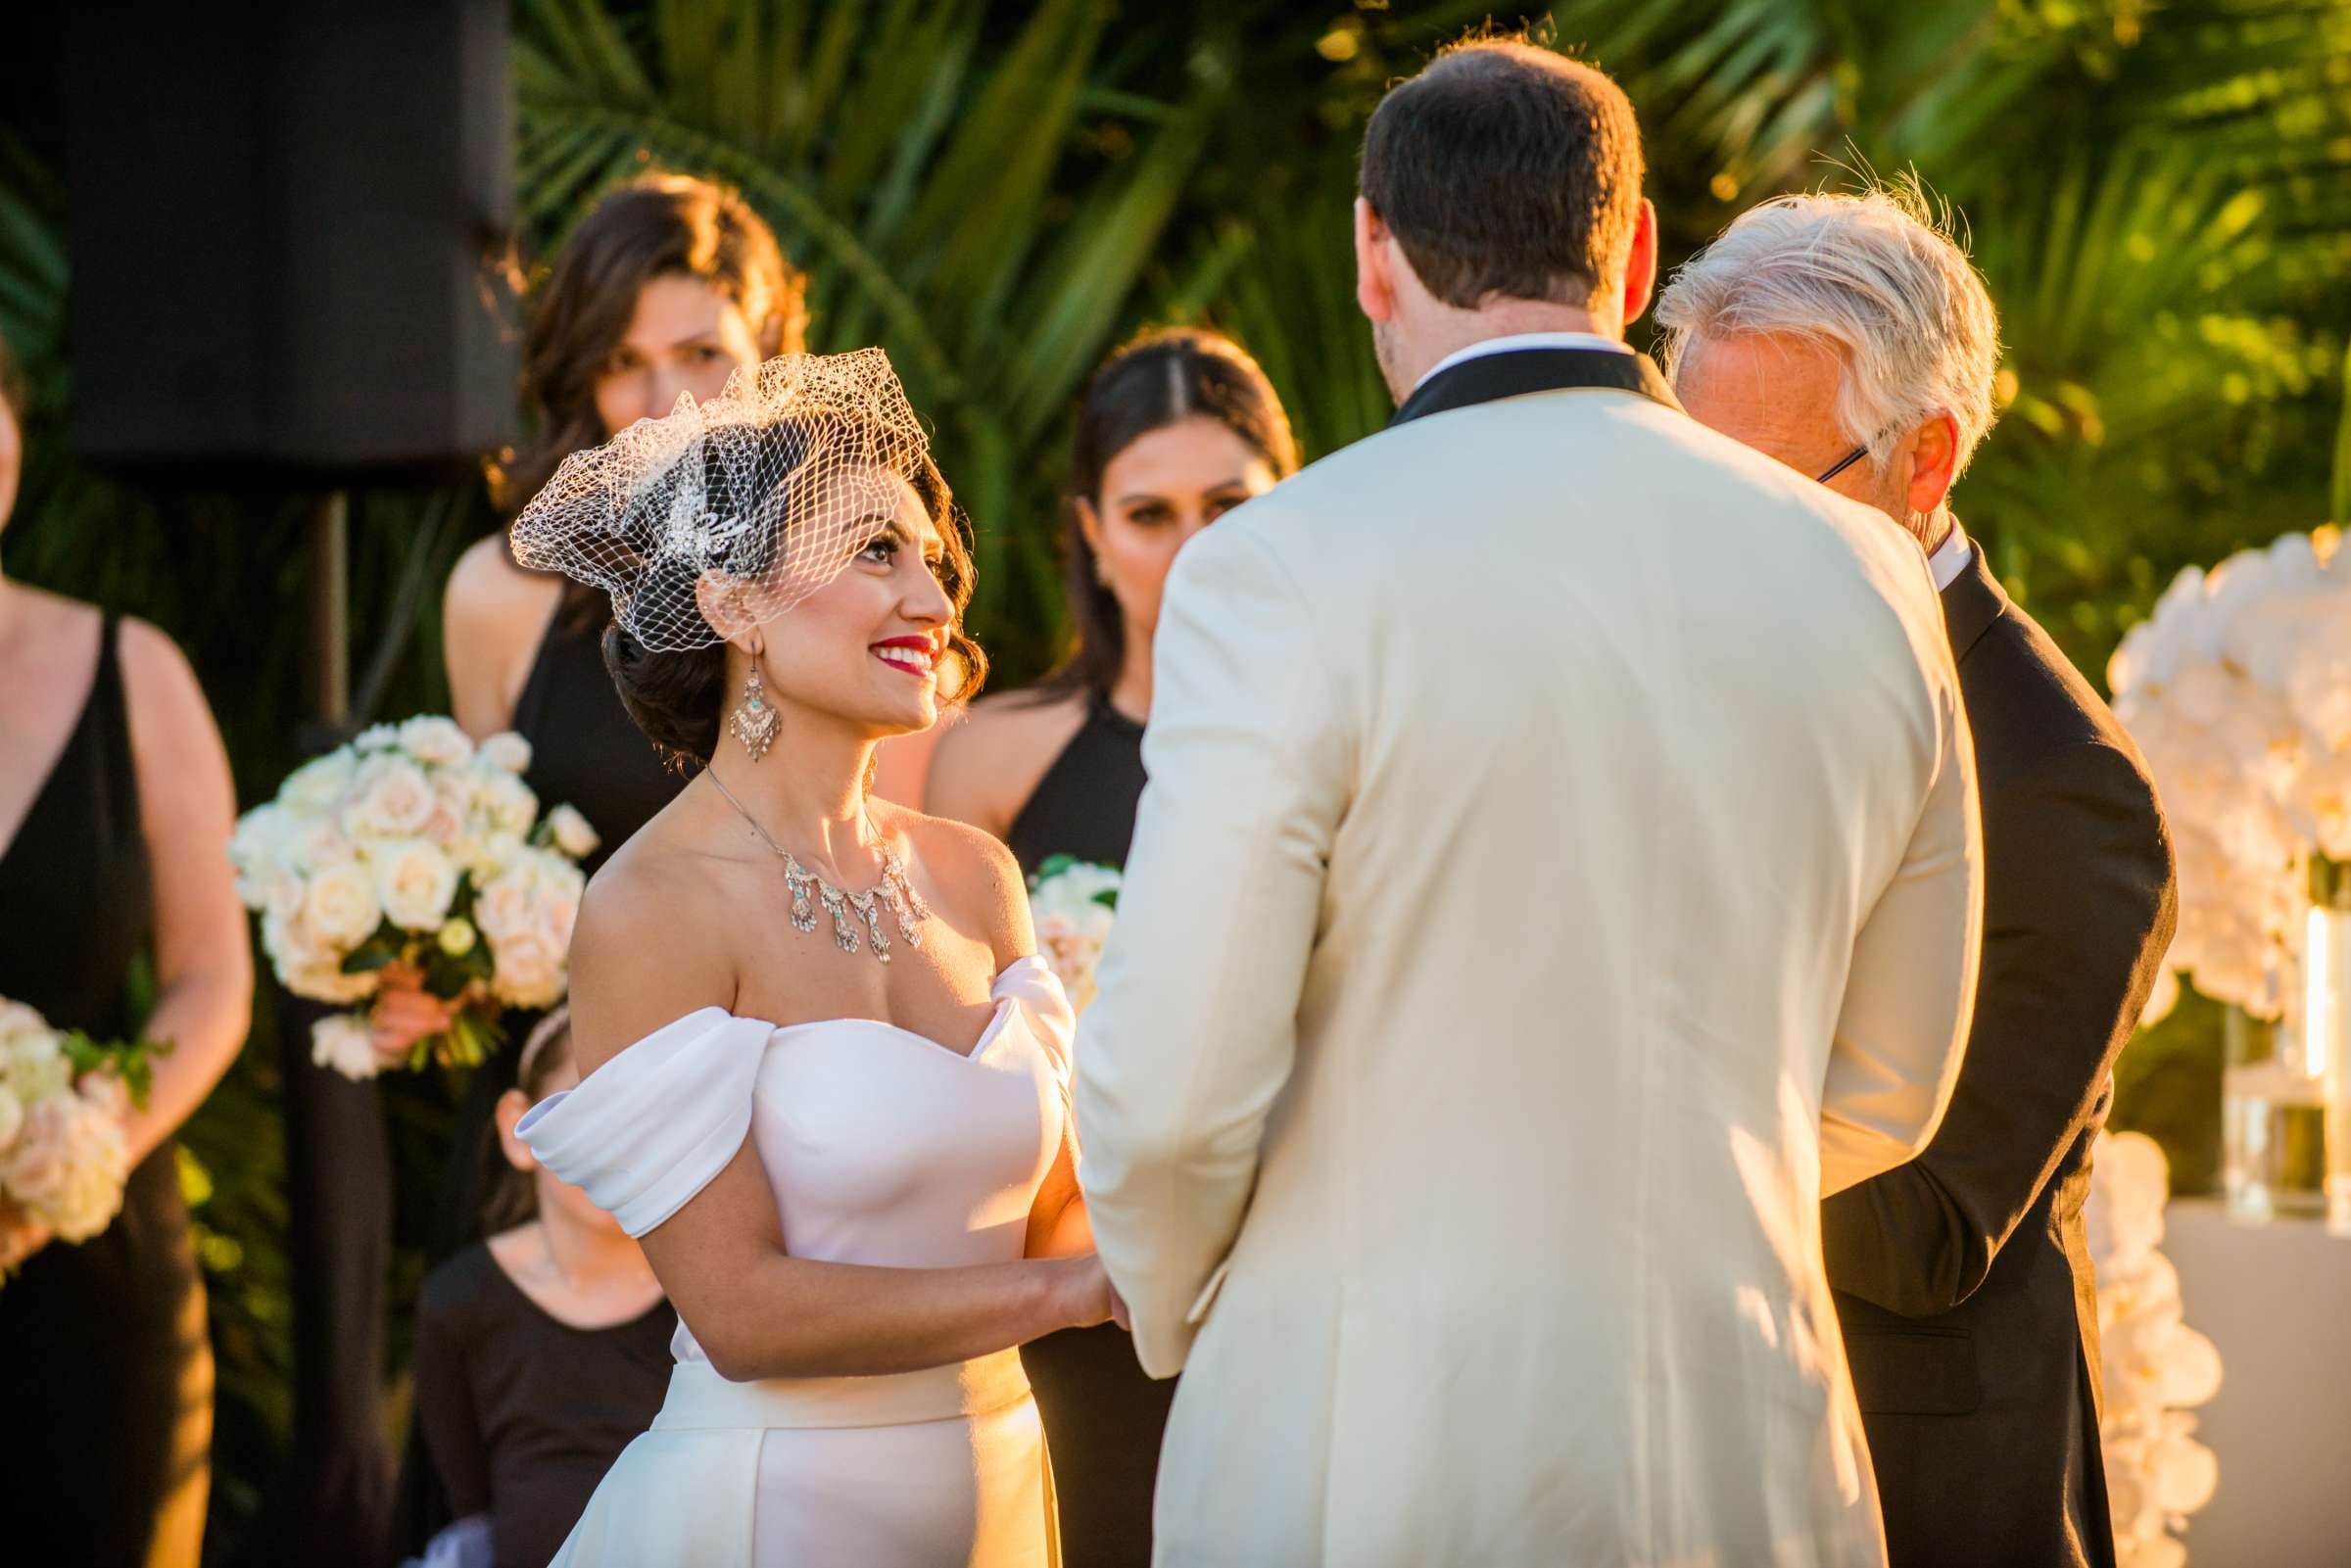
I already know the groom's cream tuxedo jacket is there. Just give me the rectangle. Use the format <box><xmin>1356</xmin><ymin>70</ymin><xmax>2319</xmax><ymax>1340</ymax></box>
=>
<box><xmin>1074</xmin><ymin>350</ymin><xmax>1981</xmax><ymax>1568</ymax></box>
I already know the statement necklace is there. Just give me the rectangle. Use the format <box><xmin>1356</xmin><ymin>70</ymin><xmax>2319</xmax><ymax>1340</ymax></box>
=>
<box><xmin>706</xmin><ymin>770</ymin><xmax>931</xmax><ymax>964</ymax></box>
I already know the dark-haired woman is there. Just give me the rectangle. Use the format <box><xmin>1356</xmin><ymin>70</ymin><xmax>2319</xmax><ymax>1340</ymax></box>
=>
<box><xmin>411</xmin><ymin>1007</ymin><xmax>674</xmax><ymax>1568</ymax></box>
<box><xmin>0</xmin><ymin>333</ymin><xmax>254</xmax><ymax>1564</ymax></box>
<box><xmin>445</xmin><ymin>171</ymin><xmax>808</xmax><ymax>860</ymax></box>
<box><xmin>925</xmin><ymin>326</ymin><xmax>1297</xmax><ymax>1566</ymax></box>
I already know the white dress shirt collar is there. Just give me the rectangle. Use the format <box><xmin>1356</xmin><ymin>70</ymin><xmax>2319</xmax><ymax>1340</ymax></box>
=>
<box><xmin>1930</xmin><ymin>522</ymin><xmax>1973</xmax><ymax>594</ymax></box>
<box><xmin>1414</xmin><ymin>331</ymin><xmax>1634</xmax><ymax>395</ymax></box>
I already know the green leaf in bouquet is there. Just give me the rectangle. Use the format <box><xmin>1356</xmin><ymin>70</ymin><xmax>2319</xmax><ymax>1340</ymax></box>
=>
<box><xmin>461</xmin><ymin>936</ymin><xmax>497</xmax><ymax>983</ymax></box>
<box><xmin>422</xmin><ymin>951</ymin><xmax>474</xmax><ymax>1002</ymax></box>
<box><xmin>1032</xmin><ymin>853</ymin><xmax>1079</xmax><ymax>887</ymax></box>
<box><xmin>447</xmin><ymin>1007</ymin><xmax>506</xmax><ymax>1070</ymax></box>
<box><xmin>339</xmin><ymin>925</ymin><xmax>404</xmax><ymax>975</ymax></box>
<box><xmin>60</xmin><ymin>1030</ymin><xmax>175</xmax><ymax>1113</ymax></box>
<box><xmin>1092</xmin><ymin>887</ymin><xmax>1119</xmax><ymax>912</ymax></box>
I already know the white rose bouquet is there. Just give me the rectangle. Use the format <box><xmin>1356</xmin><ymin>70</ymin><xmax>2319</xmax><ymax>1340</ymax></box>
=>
<box><xmin>230</xmin><ymin>718</ymin><xmax>599</xmax><ymax>1080</ymax></box>
<box><xmin>0</xmin><ymin>996</ymin><xmax>170</xmax><ymax>1279</ymax></box>
<box><xmin>1028</xmin><ymin>856</ymin><xmax>1121</xmax><ymax>1014</ymax></box>
<box><xmin>2085</xmin><ymin>1131</ymin><xmax>2223</xmax><ymax>1567</ymax></box>
<box><xmin>2109</xmin><ymin>529</ymin><xmax>2351</xmax><ymax>1022</ymax></box>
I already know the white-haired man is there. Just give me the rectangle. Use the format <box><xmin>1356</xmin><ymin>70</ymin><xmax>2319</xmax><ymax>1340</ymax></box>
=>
<box><xmin>1660</xmin><ymin>189</ymin><xmax>2178</xmax><ymax>1568</ymax></box>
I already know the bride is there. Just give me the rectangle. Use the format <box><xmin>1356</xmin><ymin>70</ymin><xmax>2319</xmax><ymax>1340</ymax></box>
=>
<box><xmin>508</xmin><ymin>349</ymin><xmax>1117</xmax><ymax>1566</ymax></box>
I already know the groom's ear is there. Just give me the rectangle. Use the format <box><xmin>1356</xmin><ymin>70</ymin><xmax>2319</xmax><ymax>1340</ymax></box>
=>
<box><xmin>1355</xmin><ymin>197</ymin><xmax>1398</xmax><ymax>324</ymax></box>
<box><xmin>1620</xmin><ymin>199</ymin><xmax>1659</xmax><ymax>330</ymax></box>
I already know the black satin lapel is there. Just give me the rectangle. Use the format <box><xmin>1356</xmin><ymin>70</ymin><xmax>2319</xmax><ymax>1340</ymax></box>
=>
<box><xmin>1941</xmin><ymin>543</ymin><xmax>2009</xmax><ymax>665</ymax></box>
<box><xmin>1388</xmin><ymin>348</ymin><xmax>1684</xmax><ymax>428</ymax></box>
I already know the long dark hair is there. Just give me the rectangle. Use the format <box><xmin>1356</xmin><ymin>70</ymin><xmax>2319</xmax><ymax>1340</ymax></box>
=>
<box><xmin>1039</xmin><ymin>327</ymin><xmax>1298</xmax><ymax>700</ymax></box>
<box><xmin>496</xmin><ymin>173</ymin><xmax>807</xmax><ymax>623</ymax></box>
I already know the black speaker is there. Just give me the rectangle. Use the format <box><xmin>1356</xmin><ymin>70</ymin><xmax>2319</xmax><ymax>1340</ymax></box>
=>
<box><xmin>62</xmin><ymin>1</ymin><xmax>513</xmax><ymax>476</ymax></box>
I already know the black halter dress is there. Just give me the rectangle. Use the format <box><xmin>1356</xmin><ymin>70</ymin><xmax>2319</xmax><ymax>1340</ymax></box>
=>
<box><xmin>1004</xmin><ymin>689</ymin><xmax>1170</xmax><ymax>1568</ymax></box>
<box><xmin>0</xmin><ymin>614</ymin><xmax>210</xmax><ymax>1566</ymax></box>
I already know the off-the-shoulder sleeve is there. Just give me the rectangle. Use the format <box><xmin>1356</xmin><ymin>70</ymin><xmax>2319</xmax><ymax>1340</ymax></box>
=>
<box><xmin>514</xmin><ymin>1007</ymin><xmax>773</xmax><ymax>1237</ymax></box>
<box><xmin>993</xmin><ymin>956</ymin><xmax>1075</xmax><ymax>1094</ymax></box>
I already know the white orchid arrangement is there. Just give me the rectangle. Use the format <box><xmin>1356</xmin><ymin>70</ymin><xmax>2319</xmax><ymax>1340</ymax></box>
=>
<box><xmin>229</xmin><ymin>717</ymin><xmax>598</xmax><ymax>1080</ymax></box>
<box><xmin>2086</xmin><ymin>1131</ymin><xmax>2224</xmax><ymax>1568</ymax></box>
<box><xmin>2108</xmin><ymin>529</ymin><xmax>2351</xmax><ymax>1024</ymax></box>
<box><xmin>0</xmin><ymin>996</ymin><xmax>168</xmax><ymax>1278</ymax></box>
<box><xmin>1028</xmin><ymin>856</ymin><xmax>1121</xmax><ymax>1014</ymax></box>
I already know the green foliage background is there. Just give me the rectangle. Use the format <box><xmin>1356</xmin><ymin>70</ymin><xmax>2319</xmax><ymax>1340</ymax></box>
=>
<box><xmin>3</xmin><ymin>0</ymin><xmax>2349</xmax><ymax>1551</ymax></box>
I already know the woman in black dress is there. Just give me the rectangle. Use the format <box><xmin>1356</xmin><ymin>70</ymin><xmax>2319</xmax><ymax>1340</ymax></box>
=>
<box><xmin>412</xmin><ymin>1008</ymin><xmax>673</xmax><ymax>1568</ymax></box>
<box><xmin>445</xmin><ymin>171</ymin><xmax>808</xmax><ymax>862</ymax></box>
<box><xmin>0</xmin><ymin>334</ymin><xmax>255</xmax><ymax>1564</ymax></box>
<box><xmin>926</xmin><ymin>326</ymin><xmax>1297</xmax><ymax>1565</ymax></box>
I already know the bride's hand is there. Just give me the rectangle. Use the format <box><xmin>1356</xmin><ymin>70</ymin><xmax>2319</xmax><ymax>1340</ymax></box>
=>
<box><xmin>1050</xmin><ymin>1254</ymin><xmax>1120</xmax><ymax>1330</ymax></box>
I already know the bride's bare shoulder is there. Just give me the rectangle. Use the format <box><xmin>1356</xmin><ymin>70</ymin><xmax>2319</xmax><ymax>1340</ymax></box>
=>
<box><xmin>567</xmin><ymin>831</ymin><xmax>737</xmax><ymax>1071</ymax></box>
<box><xmin>881</xmin><ymin>804</ymin><xmax>1034</xmax><ymax>969</ymax></box>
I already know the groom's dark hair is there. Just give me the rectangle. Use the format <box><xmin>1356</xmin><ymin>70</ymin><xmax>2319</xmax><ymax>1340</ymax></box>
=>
<box><xmin>1360</xmin><ymin>38</ymin><xmax>1644</xmax><ymax>310</ymax></box>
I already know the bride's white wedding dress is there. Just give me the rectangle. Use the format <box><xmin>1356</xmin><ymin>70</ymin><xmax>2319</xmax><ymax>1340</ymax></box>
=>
<box><xmin>516</xmin><ymin>957</ymin><xmax>1074</xmax><ymax>1567</ymax></box>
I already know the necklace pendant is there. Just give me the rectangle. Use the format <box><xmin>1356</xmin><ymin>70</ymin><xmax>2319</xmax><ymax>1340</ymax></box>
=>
<box><xmin>818</xmin><ymin>884</ymin><xmax>859</xmax><ymax>953</ymax></box>
<box><xmin>783</xmin><ymin>857</ymin><xmax>819</xmax><ymax>934</ymax></box>
<box><xmin>881</xmin><ymin>853</ymin><xmax>929</xmax><ymax>949</ymax></box>
<box><xmin>848</xmin><ymin>888</ymin><xmax>891</xmax><ymax>963</ymax></box>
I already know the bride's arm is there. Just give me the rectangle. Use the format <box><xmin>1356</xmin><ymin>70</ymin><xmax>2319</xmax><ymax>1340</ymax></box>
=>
<box><xmin>645</xmin><ymin>1137</ymin><xmax>1106</xmax><ymax>1380</ymax></box>
<box><xmin>566</xmin><ymin>864</ymin><xmax>1112</xmax><ymax>1384</ymax></box>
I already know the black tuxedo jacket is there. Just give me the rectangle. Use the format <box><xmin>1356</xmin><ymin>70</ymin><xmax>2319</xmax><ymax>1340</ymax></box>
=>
<box><xmin>1824</xmin><ymin>542</ymin><xmax>2177</xmax><ymax>1568</ymax></box>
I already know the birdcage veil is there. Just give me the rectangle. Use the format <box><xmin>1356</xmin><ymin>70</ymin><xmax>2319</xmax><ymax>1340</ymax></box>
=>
<box><xmin>509</xmin><ymin>348</ymin><xmax>933</xmax><ymax>651</ymax></box>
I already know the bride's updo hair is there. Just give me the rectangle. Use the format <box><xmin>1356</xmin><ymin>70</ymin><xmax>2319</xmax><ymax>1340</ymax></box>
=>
<box><xmin>599</xmin><ymin>430</ymin><xmax>985</xmax><ymax>767</ymax></box>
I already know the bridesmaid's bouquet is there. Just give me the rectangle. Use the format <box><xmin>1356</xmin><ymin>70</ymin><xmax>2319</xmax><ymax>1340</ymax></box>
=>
<box><xmin>1028</xmin><ymin>856</ymin><xmax>1121</xmax><ymax>1014</ymax></box>
<box><xmin>0</xmin><ymin>995</ymin><xmax>167</xmax><ymax>1277</ymax></box>
<box><xmin>230</xmin><ymin>718</ymin><xmax>599</xmax><ymax>1080</ymax></box>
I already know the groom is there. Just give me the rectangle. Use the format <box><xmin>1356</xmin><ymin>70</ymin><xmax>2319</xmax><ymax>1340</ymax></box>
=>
<box><xmin>1074</xmin><ymin>37</ymin><xmax>1985</xmax><ymax>1567</ymax></box>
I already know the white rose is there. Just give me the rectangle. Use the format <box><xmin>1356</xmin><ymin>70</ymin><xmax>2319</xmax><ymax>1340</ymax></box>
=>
<box><xmin>262</xmin><ymin>911</ymin><xmax>379</xmax><ymax>1004</ymax></box>
<box><xmin>546</xmin><ymin>803</ymin><xmax>601</xmax><ymax>862</ymax></box>
<box><xmin>300</xmin><ymin>862</ymin><xmax>383</xmax><ymax>949</ymax></box>
<box><xmin>476</xmin><ymin>732</ymin><xmax>533</xmax><ymax>775</ymax></box>
<box><xmin>420</xmin><ymin>771</ymin><xmax>474</xmax><ymax>848</ymax></box>
<box><xmin>0</xmin><ymin>999</ymin><xmax>50</xmax><ymax>1047</ymax></box>
<box><xmin>282</xmin><ymin>749</ymin><xmax>359</xmax><ymax>811</ymax></box>
<box><xmin>354</xmin><ymin>722</ymin><xmax>401</xmax><ymax>752</ymax></box>
<box><xmin>6</xmin><ymin>1093</ymin><xmax>129</xmax><ymax>1242</ymax></box>
<box><xmin>471</xmin><ymin>858</ymin><xmax>542</xmax><ymax>941</ymax></box>
<box><xmin>6</xmin><ymin>1032</ymin><xmax>72</xmax><ymax>1105</ymax></box>
<box><xmin>280</xmin><ymin>816</ymin><xmax>358</xmax><ymax>878</ymax></box>
<box><xmin>372</xmin><ymin>838</ymin><xmax>460</xmax><ymax>931</ymax></box>
<box><xmin>489</xmin><ymin>927</ymin><xmax>565</xmax><ymax>1010</ymax></box>
<box><xmin>0</xmin><ymin>1082</ymin><xmax>22</xmax><ymax>1153</ymax></box>
<box><xmin>475</xmin><ymin>771</ymin><xmax>539</xmax><ymax>838</ymax></box>
<box><xmin>397</xmin><ymin>715</ymin><xmax>474</xmax><ymax>768</ymax></box>
<box><xmin>344</xmin><ymin>757</ymin><xmax>437</xmax><ymax>840</ymax></box>
<box><xmin>310</xmin><ymin>1013</ymin><xmax>383</xmax><ymax>1081</ymax></box>
<box><xmin>228</xmin><ymin>803</ymin><xmax>294</xmax><ymax>895</ymax></box>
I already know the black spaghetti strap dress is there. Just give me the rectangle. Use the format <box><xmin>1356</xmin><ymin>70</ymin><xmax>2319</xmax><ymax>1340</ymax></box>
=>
<box><xmin>1004</xmin><ymin>689</ymin><xmax>1171</xmax><ymax>1568</ymax></box>
<box><xmin>0</xmin><ymin>613</ymin><xmax>211</xmax><ymax>1566</ymax></box>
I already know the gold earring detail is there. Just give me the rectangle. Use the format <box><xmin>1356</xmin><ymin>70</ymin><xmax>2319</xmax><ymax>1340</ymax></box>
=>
<box><xmin>729</xmin><ymin>662</ymin><xmax>780</xmax><ymax>763</ymax></box>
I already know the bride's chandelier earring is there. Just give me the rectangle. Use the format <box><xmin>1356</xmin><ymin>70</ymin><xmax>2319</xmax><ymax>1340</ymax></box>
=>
<box><xmin>728</xmin><ymin>641</ymin><xmax>781</xmax><ymax>764</ymax></box>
